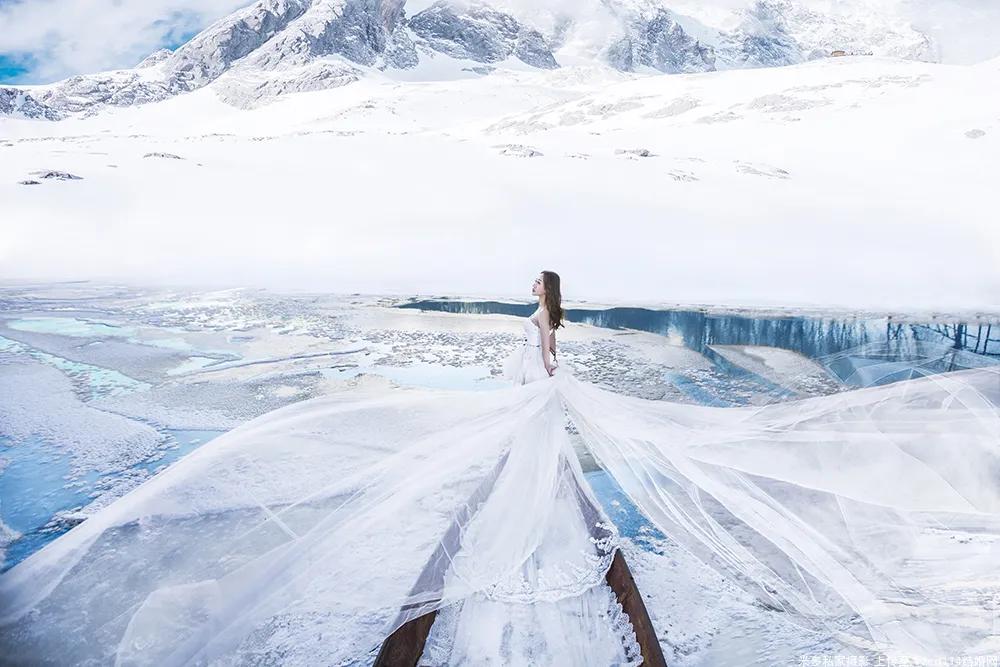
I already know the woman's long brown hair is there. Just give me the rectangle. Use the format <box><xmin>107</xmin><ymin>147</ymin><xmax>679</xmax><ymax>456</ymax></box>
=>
<box><xmin>541</xmin><ymin>270</ymin><xmax>564</xmax><ymax>330</ymax></box>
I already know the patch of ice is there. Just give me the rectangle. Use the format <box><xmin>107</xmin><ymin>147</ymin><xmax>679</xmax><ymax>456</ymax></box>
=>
<box><xmin>0</xmin><ymin>517</ymin><xmax>19</xmax><ymax>571</ymax></box>
<box><xmin>0</xmin><ymin>335</ymin><xmax>150</xmax><ymax>398</ymax></box>
<box><xmin>0</xmin><ymin>358</ymin><xmax>162</xmax><ymax>474</ymax></box>
<box><xmin>165</xmin><ymin>356</ymin><xmax>219</xmax><ymax>376</ymax></box>
<box><xmin>709</xmin><ymin>345</ymin><xmax>843</xmax><ymax>396</ymax></box>
<box><xmin>6</xmin><ymin>317</ymin><xmax>135</xmax><ymax>338</ymax></box>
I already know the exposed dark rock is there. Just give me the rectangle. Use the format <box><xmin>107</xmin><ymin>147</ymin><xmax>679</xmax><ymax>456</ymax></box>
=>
<box><xmin>136</xmin><ymin>49</ymin><xmax>173</xmax><ymax>69</ymax></box>
<box><xmin>616</xmin><ymin>148</ymin><xmax>654</xmax><ymax>158</ymax></box>
<box><xmin>235</xmin><ymin>0</ymin><xmax>412</xmax><ymax>71</ymax></box>
<box><xmin>214</xmin><ymin>61</ymin><xmax>362</xmax><ymax>108</ymax></box>
<box><xmin>143</xmin><ymin>152</ymin><xmax>185</xmax><ymax>160</ymax></box>
<box><xmin>36</xmin><ymin>73</ymin><xmax>174</xmax><ymax>115</ymax></box>
<box><xmin>166</xmin><ymin>0</ymin><xmax>312</xmax><ymax>88</ymax></box>
<box><xmin>383</xmin><ymin>22</ymin><xmax>421</xmax><ymax>69</ymax></box>
<box><xmin>0</xmin><ymin>87</ymin><xmax>64</xmax><ymax>120</ymax></box>
<box><xmin>409</xmin><ymin>2</ymin><xmax>558</xmax><ymax>69</ymax></box>
<box><xmin>29</xmin><ymin>170</ymin><xmax>83</xmax><ymax>181</ymax></box>
<box><xmin>716</xmin><ymin>1</ymin><xmax>813</xmax><ymax>69</ymax></box>
<box><xmin>734</xmin><ymin>160</ymin><xmax>790</xmax><ymax>179</ymax></box>
<box><xmin>513</xmin><ymin>25</ymin><xmax>559</xmax><ymax>69</ymax></box>
<box><xmin>462</xmin><ymin>65</ymin><xmax>496</xmax><ymax>75</ymax></box>
<box><xmin>607</xmin><ymin>9</ymin><xmax>715</xmax><ymax>74</ymax></box>
<box><xmin>667</xmin><ymin>170</ymin><xmax>699</xmax><ymax>182</ymax></box>
<box><xmin>495</xmin><ymin>143</ymin><xmax>543</xmax><ymax>157</ymax></box>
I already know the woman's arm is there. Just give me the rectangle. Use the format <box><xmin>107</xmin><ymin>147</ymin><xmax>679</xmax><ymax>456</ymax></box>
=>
<box><xmin>539</xmin><ymin>309</ymin><xmax>555</xmax><ymax>376</ymax></box>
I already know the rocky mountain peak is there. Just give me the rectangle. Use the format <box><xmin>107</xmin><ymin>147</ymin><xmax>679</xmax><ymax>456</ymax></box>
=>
<box><xmin>0</xmin><ymin>0</ymin><xmax>956</xmax><ymax>118</ymax></box>
<box><xmin>606</xmin><ymin>7</ymin><xmax>716</xmax><ymax>73</ymax></box>
<box><xmin>409</xmin><ymin>1</ymin><xmax>559</xmax><ymax>69</ymax></box>
<box><xmin>0</xmin><ymin>87</ymin><xmax>64</xmax><ymax>120</ymax></box>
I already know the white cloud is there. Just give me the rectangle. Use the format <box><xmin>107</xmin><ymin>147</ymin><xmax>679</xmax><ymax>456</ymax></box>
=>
<box><xmin>902</xmin><ymin>0</ymin><xmax>1000</xmax><ymax>64</ymax></box>
<box><xmin>0</xmin><ymin>0</ymin><xmax>252</xmax><ymax>83</ymax></box>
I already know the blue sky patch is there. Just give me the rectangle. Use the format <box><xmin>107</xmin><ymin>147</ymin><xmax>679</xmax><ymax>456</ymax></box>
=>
<box><xmin>0</xmin><ymin>54</ymin><xmax>32</xmax><ymax>84</ymax></box>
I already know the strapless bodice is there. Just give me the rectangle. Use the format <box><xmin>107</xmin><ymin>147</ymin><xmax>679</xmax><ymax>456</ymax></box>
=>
<box><xmin>522</xmin><ymin>315</ymin><xmax>541</xmax><ymax>347</ymax></box>
<box><xmin>503</xmin><ymin>312</ymin><xmax>552</xmax><ymax>385</ymax></box>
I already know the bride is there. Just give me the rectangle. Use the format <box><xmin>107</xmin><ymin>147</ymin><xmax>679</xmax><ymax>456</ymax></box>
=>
<box><xmin>418</xmin><ymin>270</ymin><xmax>648</xmax><ymax>666</ymax></box>
<box><xmin>501</xmin><ymin>271</ymin><xmax>561</xmax><ymax>385</ymax></box>
<box><xmin>1</xmin><ymin>271</ymin><xmax>999</xmax><ymax>666</ymax></box>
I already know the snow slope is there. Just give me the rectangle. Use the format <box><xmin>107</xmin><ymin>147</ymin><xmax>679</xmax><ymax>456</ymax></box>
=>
<box><xmin>1</xmin><ymin>55</ymin><xmax>997</xmax><ymax>312</ymax></box>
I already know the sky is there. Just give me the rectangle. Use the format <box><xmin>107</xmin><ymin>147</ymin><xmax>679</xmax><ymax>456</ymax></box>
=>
<box><xmin>0</xmin><ymin>0</ymin><xmax>251</xmax><ymax>84</ymax></box>
<box><xmin>0</xmin><ymin>53</ymin><xmax>29</xmax><ymax>81</ymax></box>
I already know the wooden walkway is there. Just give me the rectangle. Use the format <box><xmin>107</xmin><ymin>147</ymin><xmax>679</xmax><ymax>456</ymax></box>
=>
<box><xmin>373</xmin><ymin>548</ymin><xmax>666</xmax><ymax>666</ymax></box>
<box><xmin>373</xmin><ymin>451</ymin><xmax>667</xmax><ymax>666</ymax></box>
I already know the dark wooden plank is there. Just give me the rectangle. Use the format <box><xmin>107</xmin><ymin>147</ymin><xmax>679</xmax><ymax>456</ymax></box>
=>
<box><xmin>561</xmin><ymin>454</ymin><xmax>668</xmax><ymax>664</ymax></box>
<box><xmin>605</xmin><ymin>549</ymin><xmax>668</xmax><ymax>667</ymax></box>
<box><xmin>374</xmin><ymin>451</ymin><xmax>512</xmax><ymax>666</ymax></box>
<box><xmin>372</xmin><ymin>609</ymin><xmax>438</xmax><ymax>667</ymax></box>
<box><xmin>374</xmin><ymin>548</ymin><xmax>669</xmax><ymax>667</ymax></box>
<box><xmin>375</xmin><ymin>450</ymin><xmax>669</xmax><ymax>666</ymax></box>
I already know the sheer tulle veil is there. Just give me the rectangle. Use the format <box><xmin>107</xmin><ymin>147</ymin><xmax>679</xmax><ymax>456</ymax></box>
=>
<box><xmin>0</xmin><ymin>333</ymin><xmax>998</xmax><ymax>665</ymax></box>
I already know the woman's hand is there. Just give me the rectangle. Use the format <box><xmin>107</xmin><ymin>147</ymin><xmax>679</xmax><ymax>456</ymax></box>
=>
<box><xmin>544</xmin><ymin>361</ymin><xmax>556</xmax><ymax>377</ymax></box>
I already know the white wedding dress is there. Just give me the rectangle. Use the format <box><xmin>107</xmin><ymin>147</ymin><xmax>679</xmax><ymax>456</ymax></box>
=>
<box><xmin>421</xmin><ymin>310</ymin><xmax>642</xmax><ymax>666</ymax></box>
<box><xmin>1</xmin><ymin>311</ymin><xmax>999</xmax><ymax>666</ymax></box>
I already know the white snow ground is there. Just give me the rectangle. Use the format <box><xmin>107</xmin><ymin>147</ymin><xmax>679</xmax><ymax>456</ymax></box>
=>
<box><xmin>1</xmin><ymin>55</ymin><xmax>998</xmax><ymax>314</ymax></box>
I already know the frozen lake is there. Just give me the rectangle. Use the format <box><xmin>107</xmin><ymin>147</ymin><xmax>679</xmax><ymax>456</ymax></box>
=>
<box><xmin>1</xmin><ymin>282</ymin><xmax>996</xmax><ymax>665</ymax></box>
<box><xmin>2</xmin><ymin>284</ymin><xmax>996</xmax><ymax>572</ymax></box>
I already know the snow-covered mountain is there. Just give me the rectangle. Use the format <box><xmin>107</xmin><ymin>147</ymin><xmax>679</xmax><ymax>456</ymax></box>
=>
<box><xmin>0</xmin><ymin>87</ymin><xmax>63</xmax><ymax>120</ymax></box>
<box><xmin>0</xmin><ymin>0</ymin><xmax>985</xmax><ymax>117</ymax></box>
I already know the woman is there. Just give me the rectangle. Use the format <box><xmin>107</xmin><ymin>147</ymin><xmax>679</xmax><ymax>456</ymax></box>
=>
<box><xmin>417</xmin><ymin>270</ymin><xmax>642</xmax><ymax>665</ymax></box>
<box><xmin>1</xmin><ymin>274</ymin><xmax>999</xmax><ymax>666</ymax></box>
<box><xmin>501</xmin><ymin>270</ymin><xmax>563</xmax><ymax>385</ymax></box>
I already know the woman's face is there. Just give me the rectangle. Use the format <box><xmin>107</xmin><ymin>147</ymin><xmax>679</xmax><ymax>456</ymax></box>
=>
<box><xmin>531</xmin><ymin>274</ymin><xmax>544</xmax><ymax>296</ymax></box>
